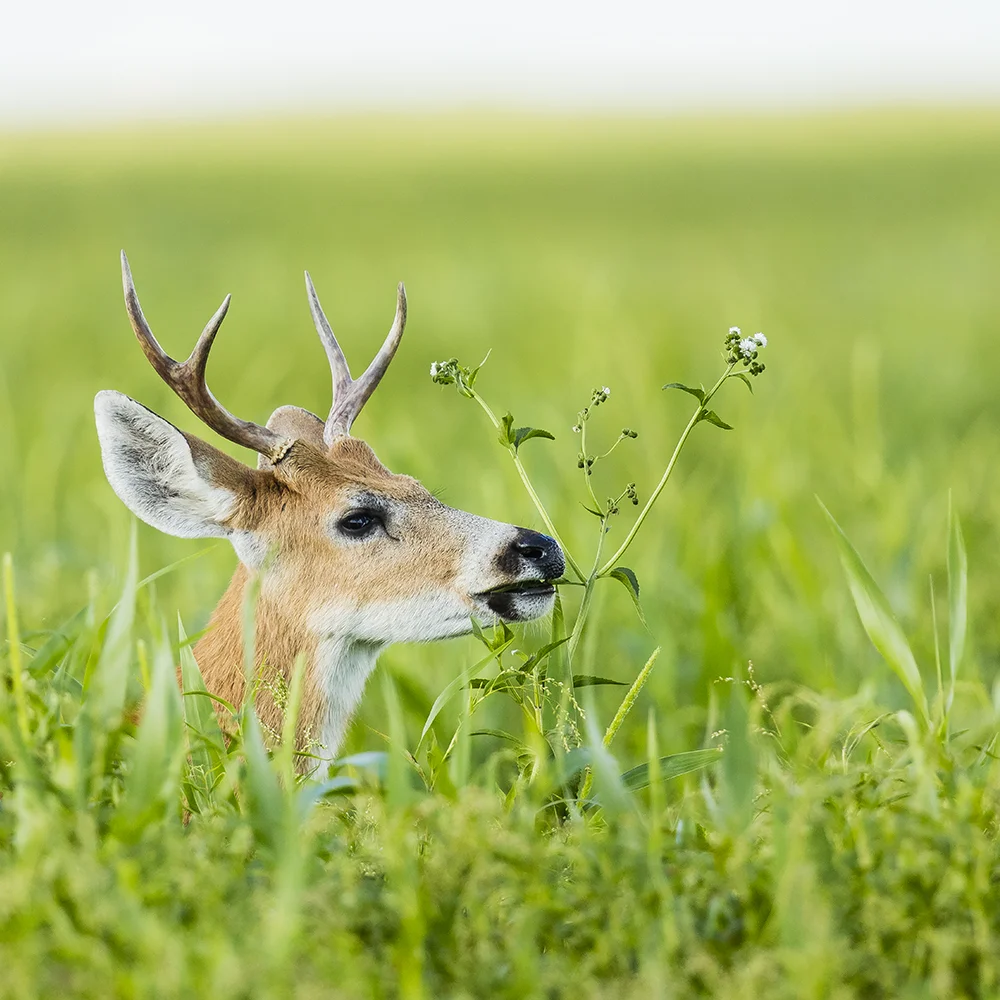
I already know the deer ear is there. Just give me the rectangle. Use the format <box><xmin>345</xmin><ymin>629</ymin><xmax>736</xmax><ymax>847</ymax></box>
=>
<box><xmin>257</xmin><ymin>405</ymin><xmax>326</xmax><ymax>470</ymax></box>
<box><xmin>95</xmin><ymin>390</ymin><xmax>256</xmax><ymax>540</ymax></box>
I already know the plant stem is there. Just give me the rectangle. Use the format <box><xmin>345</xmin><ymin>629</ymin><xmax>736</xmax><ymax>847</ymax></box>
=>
<box><xmin>469</xmin><ymin>390</ymin><xmax>586</xmax><ymax>582</ymax></box>
<box><xmin>567</xmin><ymin>520</ymin><xmax>608</xmax><ymax>665</ymax></box>
<box><xmin>597</xmin><ymin>363</ymin><xmax>735</xmax><ymax>577</ymax></box>
<box><xmin>580</xmin><ymin>418</ymin><xmax>601</xmax><ymax>513</ymax></box>
<box><xmin>3</xmin><ymin>553</ymin><xmax>30</xmax><ymax>744</ymax></box>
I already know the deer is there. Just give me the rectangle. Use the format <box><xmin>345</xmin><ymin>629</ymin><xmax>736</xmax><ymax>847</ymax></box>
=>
<box><xmin>95</xmin><ymin>252</ymin><xmax>564</xmax><ymax>763</ymax></box>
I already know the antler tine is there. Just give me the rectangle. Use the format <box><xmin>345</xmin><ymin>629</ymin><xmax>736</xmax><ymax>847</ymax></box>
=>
<box><xmin>305</xmin><ymin>270</ymin><xmax>353</xmax><ymax>398</ymax></box>
<box><xmin>321</xmin><ymin>281</ymin><xmax>408</xmax><ymax>445</ymax></box>
<box><xmin>120</xmin><ymin>251</ymin><xmax>291</xmax><ymax>461</ymax></box>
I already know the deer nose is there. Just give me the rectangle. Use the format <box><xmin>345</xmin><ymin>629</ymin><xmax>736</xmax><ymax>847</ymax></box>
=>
<box><xmin>510</xmin><ymin>529</ymin><xmax>564</xmax><ymax>578</ymax></box>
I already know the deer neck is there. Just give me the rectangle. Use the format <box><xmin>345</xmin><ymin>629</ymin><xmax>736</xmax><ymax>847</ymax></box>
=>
<box><xmin>192</xmin><ymin>564</ymin><xmax>383</xmax><ymax>759</ymax></box>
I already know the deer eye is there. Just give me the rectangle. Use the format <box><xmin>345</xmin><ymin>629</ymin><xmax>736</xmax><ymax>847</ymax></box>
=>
<box><xmin>337</xmin><ymin>509</ymin><xmax>382</xmax><ymax>538</ymax></box>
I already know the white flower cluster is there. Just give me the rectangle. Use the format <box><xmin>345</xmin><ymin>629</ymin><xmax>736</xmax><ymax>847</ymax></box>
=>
<box><xmin>737</xmin><ymin>332</ymin><xmax>768</xmax><ymax>359</ymax></box>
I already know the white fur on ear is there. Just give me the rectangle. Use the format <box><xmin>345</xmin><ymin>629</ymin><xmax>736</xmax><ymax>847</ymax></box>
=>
<box><xmin>94</xmin><ymin>390</ymin><xmax>236</xmax><ymax>539</ymax></box>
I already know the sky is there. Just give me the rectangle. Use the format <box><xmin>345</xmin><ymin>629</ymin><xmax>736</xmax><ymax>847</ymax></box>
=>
<box><xmin>2</xmin><ymin>0</ymin><xmax>999</xmax><ymax>125</ymax></box>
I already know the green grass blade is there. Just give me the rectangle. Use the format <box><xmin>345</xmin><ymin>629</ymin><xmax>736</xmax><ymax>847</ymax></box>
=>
<box><xmin>241</xmin><ymin>709</ymin><xmax>286</xmax><ymax>854</ymax></box>
<box><xmin>620</xmin><ymin>747</ymin><xmax>724</xmax><ymax>791</ymax></box>
<box><xmin>178</xmin><ymin>614</ymin><xmax>226</xmax><ymax>785</ymax></box>
<box><xmin>417</xmin><ymin>639</ymin><xmax>513</xmax><ymax>750</ymax></box>
<box><xmin>276</xmin><ymin>652</ymin><xmax>307</xmax><ymax>786</ymax></box>
<box><xmin>947</xmin><ymin>495</ymin><xmax>967</xmax><ymax>715</ymax></box>
<box><xmin>580</xmin><ymin>690</ymin><xmax>631</xmax><ymax>818</ymax></box>
<box><xmin>3</xmin><ymin>554</ymin><xmax>30</xmax><ymax>745</ymax></box>
<box><xmin>645</xmin><ymin>710</ymin><xmax>663</xmax><ymax>861</ymax></box>
<box><xmin>74</xmin><ymin>524</ymin><xmax>140</xmax><ymax>796</ymax></box>
<box><xmin>136</xmin><ymin>544</ymin><xmax>220</xmax><ymax>593</ymax></box>
<box><xmin>115</xmin><ymin>626</ymin><xmax>184</xmax><ymax>838</ymax></box>
<box><xmin>720</xmin><ymin>680</ymin><xmax>757</xmax><ymax>830</ymax></box>
<box><xmin>818</xmin><ymin>499</ymin><xmax>929</xmax><ymax>727</ymax></box>
<box><xmin>603</xmin><ymin>647</ymin><xmax>660</xmax><ymax>747</ymax></box>
<box><xmin>382</xmin><ymin>670</ymin><xmax>416</xmax><ymax>808</ymax></box>
<box><xmin>86</xmin><ymin>522</ymin><xmax>139</xmax><ymax>725</ymax></box>
<box><xmin>26</xmin><ymin>607</ymin><xmax>88</xmax><ymax>678</ymax></box>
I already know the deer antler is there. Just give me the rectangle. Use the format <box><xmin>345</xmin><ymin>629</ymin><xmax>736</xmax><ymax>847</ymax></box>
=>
<box><xmin>305</xmin><ymin>272</ymin><xmax>407</xmax><ymax>445</ymax></box>
<box><xmin>120</xmin><ymin>251</ymin><xmax>293</xmax><ymax>463</ymax></box>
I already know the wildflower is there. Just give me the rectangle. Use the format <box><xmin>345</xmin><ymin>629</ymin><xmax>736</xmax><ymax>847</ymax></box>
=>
<box><xmin>738</xmin><ymin>338</ymin><xmax>757</xmax><ymax>359</ymax></box>
<box><xmin>729</xmin><ymin>326</ymin><xmax>741</xmax><ymax>337</ymax></box>
<box><xmin>753</xmin><ymin>332</ymin><xmax>767</xmax><ymax>348</ymax></box>
<box><xmin>429</xmin><ymin>358</ymin><xmax>463</xmax><ymax>386</ymax></box>
<box><xmin>572</xmin><ymin>424</ymin><xmax>581</xmax><ymax>433</ymax></box>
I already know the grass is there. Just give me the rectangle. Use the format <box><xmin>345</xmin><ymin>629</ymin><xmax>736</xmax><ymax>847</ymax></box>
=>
<box><xmin>3</xmin><ymin>109</ymin><xmax>1000</xmax><ymax>997</ymax></box>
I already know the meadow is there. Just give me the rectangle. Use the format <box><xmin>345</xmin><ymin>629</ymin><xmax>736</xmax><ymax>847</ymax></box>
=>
<box><xmin>2</xmin><ymin>110</ymin><xmax>1000</xmax><ymax>997</ymax></box>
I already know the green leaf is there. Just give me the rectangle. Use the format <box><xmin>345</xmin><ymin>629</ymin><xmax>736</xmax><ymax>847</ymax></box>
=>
<box><xmin>471</xmin><ymin>727</ymin><xmax>525</xmax><ymax>745</ymax></box>
<box><xmin>467</xmin><ymin>668</ymin><xmax>526</xmax><ymax>698</ymax></box>
<box><xmin>549</xmin><ymin>590</ymin><xmax>571</xmax><ymax>690</ymax></box>
<box><xmin>27</xmin><ymin>606</ymin><xmax>87</xmax><ymax>677</ymax></box>
<box><xmin>662</xmin><ymin>382</ymin><xmax>706</xmax><ymax>404</ymax></box>
<box><xmin>608</xmin><ymin>566</ymin><xmax>645</xmax><ymax>625</ymax></box>
<box><xmin>75</xmin><ymin>522</ymin><xmax>139</xmax><ymax>796</ymax></box>
<box><xmin>700</xmin><ymin>410</ymin><xmax>733</xmax><ymax>430</ymax></box>
<box><xmin>115</xmin><ymin>628</ymin><xmax>185</xmax><ymax>838</ymax></box>
<box><xmin>619</xmin><ymin>747</ymin><xmax>723</xmax><ymax>791</ymax></box>
<box><xmin>733</xmin><ymin>372</ymin><xmax>754</xmax><ymax>393</ymax></box>
<box><xmin>512</xmin><ymin>426</ymin><xmax>555</xmax><ymax>450</ymax></box>
<box><xmin>818</xmin><ymin>499</ymin><xmax>929</xmax><ymax>726</ymax></box>
<box><xmin>581</xmin><ymin>692</ymin><xmax>632</xmax><ymax>819</ymax></box>
<box><xmin>417</xmin><ymin>639</ymin><xmax>513</xmax><ymax>749</ymax></box>
<box><xmin>609</xmin><ymin>565</ymin><xmax>639</xmax><ymax>597</ymax></box>
<box><xmin>520</xmin><ymin>636</ymin><xmax>571</xmax><ymax>675</ymax></box>
<box><xmin>241</xmin><ymin>710</ymin><xmax>286</xmax><ymax>852</ymax></box>
<box><xmin>947</xmin><ymin>495</ymin><xmax>967</xmax><ymax>703</ymax></box>
<box><xmin>136</xmin><ymin>544</ymin><xmax>219</xmax><ymax>594</ymax></box>
<box><xmin>498</xmin><ymin>412</ymin><xmax>515</xmax><ymax>448</ymax></box>
<box><xmin>472</xmin><ymin>729</ymin><xmax>536</xmax><ymax>776</ymax></box>
<box><xmin>467</xmin><ymin>349</ymin><xmax>491</xmax><ymax>389</ymax></box>
<box><xmin>86</xmin><ymin>522</ymin><xmax>139</xmax><ymax>721</ymax></box>
<box><xmin>572</xmin><ymin>675</ymin><xmax>629</xmax><ymax>688</ymax></box>
<box><xmin>581</xmin><ymin>503</ymin><xmax>605</xmax><ymax>518</ymax></box>
<box><xmin>335</xmin><ymin>750</ymin><xmax>389</xmax><ymax>777</ymax></box>
<box><xmin>471</xmin><ymin>617</ymin><xmax>513</xmax><ymax>653</ymax></box>
<box><xmin>720</xmin><ymin>681</ymin><xmax>756</xmax><ymax>830</ymax></box>
<box><xmin>178</xmin><ymin>615</ymin><xmax>226</xmax><ymax>785</ymax></box>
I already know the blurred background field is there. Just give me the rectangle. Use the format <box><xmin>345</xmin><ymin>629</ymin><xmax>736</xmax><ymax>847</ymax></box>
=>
<box><xmin>3</xmin><ymin>109</ymin><xmax>1000</xmax><ymax>758</ymax></box>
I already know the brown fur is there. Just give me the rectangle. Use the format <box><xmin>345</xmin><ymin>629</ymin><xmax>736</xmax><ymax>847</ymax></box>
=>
<box><xmin>189</xmin><ymin>434</ymin><xmax>467</xmax><ymax>753</ymax></box>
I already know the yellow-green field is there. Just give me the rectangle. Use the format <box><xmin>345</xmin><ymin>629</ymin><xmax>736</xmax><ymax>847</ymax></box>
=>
<box><xmin>2</xmin><ymin>111</ymin><xmax>1000</xmax><ymax>997</ymax></box>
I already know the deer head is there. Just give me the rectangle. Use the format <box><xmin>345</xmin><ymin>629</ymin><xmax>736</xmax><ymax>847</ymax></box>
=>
<box><xmin>95</xmin><ymin>252</ymin><xmax>563</xmax><ymax>758</ymax></box>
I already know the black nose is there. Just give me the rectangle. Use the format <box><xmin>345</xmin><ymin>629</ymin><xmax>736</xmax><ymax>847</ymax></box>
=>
<box><xmin>503</xmin><ymin>528</ymin><xmax>565</xmax><ymax>579</ymax></box>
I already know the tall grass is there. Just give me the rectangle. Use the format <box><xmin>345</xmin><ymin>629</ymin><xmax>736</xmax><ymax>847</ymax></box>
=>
<box><xmin>3</xmin><ymin>501</ymin><xmax>999</xmax><ymax>997</ymax></box>
<box><xmin>2</xmin><ymin>111</ymin><xmax>1000</xmax><ymax>996</ymax></box>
